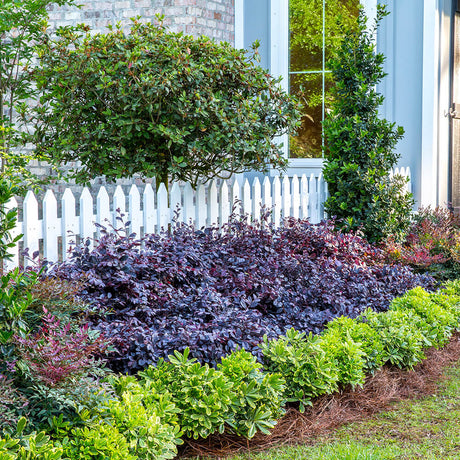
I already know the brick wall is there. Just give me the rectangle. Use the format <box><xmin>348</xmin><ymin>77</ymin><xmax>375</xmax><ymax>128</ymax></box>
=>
<box><xmin>27</xmin><ymin>0</ymin><xmax>235</xmax><ymax>198</ymax></box>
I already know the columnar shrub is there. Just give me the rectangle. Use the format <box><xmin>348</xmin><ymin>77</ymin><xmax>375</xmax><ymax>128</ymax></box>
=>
<box><xmin>323</xmin><ymin>6</ymin><xmax>413</xmax><ymax>242</ymax></box>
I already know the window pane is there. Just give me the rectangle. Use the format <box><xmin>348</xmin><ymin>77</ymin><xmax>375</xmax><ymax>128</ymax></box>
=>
<box><xmin>289</xmin><ymin>0</ymin><xmax>359</xmax><ymax>158</ymax></box>
<box><xmin>290</xmin><ymin>72</ymin><xmax>334</xmax><ymax>159</ymax></box>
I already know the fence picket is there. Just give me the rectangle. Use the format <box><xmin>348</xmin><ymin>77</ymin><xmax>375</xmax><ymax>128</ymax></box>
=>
<box><xmin>282</xmin><ymin>176</ymin><xmax>291</xmax><ymax>218</ymax></box>
<box><xmin>220</xmin><ymin>180</ymin><xmax>230</xmax><ymax>225</ymax></box>
<box><xmin>23</xmin><ymin>191</ymin><xmax>40</xmax><ymax>267</ymax></box>
<box><xmin>129</xmin><ymin>185</ymin><xmax>142</xmax><ymax>237</ymax></box>
<box><xmin>196</xmin><ymin>183</ymin><xmax>207</xmax><ymax>229</ymax></box>
<box><xmin>243</xmin><ymin>179</ymin><xmax>251</xmax><ymax>221</ymax></box>
<box><xmin>113</xmin><ymin>185</ymin><xmax>126</xmax><ymax>226</ymax></box>
<box><xmin>300</xmin><ymin>174</ymin><xmax>309</xmax><ymax>220</ymax></box>
<box><xmin>170</xmin><ymin>182</ymin><xmax>182</xmax><ymax>223</ymax></box>
<box><xmin>273</xmin><ymin>176</ymin><xmax>281</xmax><ymax>228</ymax></box>
<box><xmin>252</xmin><ymin>177</ymin><xmax>261</xmax><ymax>222</ymax></box>
<box><xmin>143</xmin><ymin>184</ymin><xmax>156</xmax><ymax>234</ymax></box>
<box><xmin>62</xmin><ymin>189</ymin><xmax>77</xmax><ymax>261</ymax></box>
<box><xmin>232</xmin><ymin>178</ymin><xmax>241</xmax><ymax>216</ymax></box>
<box><xmin>183</xmin><ymin>182</ymin><xmax>194</xmax><ymax>225</ymax></box>
<box><xmin>262</xmin><ymin>176</ymin><xmax>272</xmax><ymax>223</ymax></box>
<box><xmin>5</xmin><ymin>169</ymin><xmax>413</xmax><ymax>269</ymax></box>
<box><xmin>309</xmin><ymin>174</ymin><xmax>319</xmax><ymax>224</ymax></box>
<box><xmin>291</xmin><ymin>175</ymin><xmax>300</xmax><ymax>219</ymax></box>
<box><xmin>208</xmin><ymin>180</ymin><xmax>219</xmax><ymax>226</ymax></box>
<box><xmin>157</xmin><ymin>183</ymin><xmax>169</xmax><ymax>231</ymax></box>
<box><xmin>80</xmin><ymin>187</ymin><xmax>94</xmax><ymax>250</ymax></box>
<box><xmin>43</xmin><ymin>190</ymin><xmax>59</xmax><ymax>263</ymax></box>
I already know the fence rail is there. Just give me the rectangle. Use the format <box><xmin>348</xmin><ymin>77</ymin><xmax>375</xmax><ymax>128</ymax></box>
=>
<box><xmin>4</xmin><ymin>167</ymin><xmax>412</xmax><ymax>270</ymax></box>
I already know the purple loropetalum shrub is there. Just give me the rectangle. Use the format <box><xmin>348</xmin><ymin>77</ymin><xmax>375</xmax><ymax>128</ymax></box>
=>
<box><xmin>51</xmin><ymin>214</ymin><xmax>436</xmax><ymax>373</ymax></box>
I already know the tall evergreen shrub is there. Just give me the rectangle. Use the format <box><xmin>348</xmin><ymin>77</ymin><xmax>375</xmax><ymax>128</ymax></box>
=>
<box><xmin>323</xmin><ymin>6</ymin><xmax>413</xmax><ymax>243</ymax></box>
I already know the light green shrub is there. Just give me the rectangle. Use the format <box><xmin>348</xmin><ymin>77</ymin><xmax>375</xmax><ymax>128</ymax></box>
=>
<box><xmin>322</xmin><ymin>316</ymin><xmax>385</xmax><ymax>373</ymax></box>
<box><xmin>390</xmin><ymin>287</ymin><xmax>458</xmax><ymax>347</ymax></box>
<box><xmin>0</xmin><ymin>417</ymin><xmax>63</xmax><ymax>460</ymax></box>
<box><xmin>217</xmin><ymin>348</ymin><xmax>286</xmax><ymax>438</ymax></box>
<box><xmin>260</xmin><ymin>328</ymin><xmax>339</xmax><ymax>412</ymax></box>
<box><xmin>139</xmin><ymin>348</ymin><xmax>235</xmax><ymax>440</ymax></box>
<box><xmin>319</xmin><ymin>327</ymin><xmax>366</xmax><ymax>388</ymax></box>
<box><xmin>359</xmin><ymin>309</ymin><xmax>426</xmax><ymax>369</ymax></box>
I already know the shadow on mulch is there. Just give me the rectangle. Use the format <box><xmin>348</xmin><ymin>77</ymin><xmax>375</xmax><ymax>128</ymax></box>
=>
<box><xmin>178</xmin><ymin>333</ymin><xmax>460</xmax><ymax>459</ymax></box>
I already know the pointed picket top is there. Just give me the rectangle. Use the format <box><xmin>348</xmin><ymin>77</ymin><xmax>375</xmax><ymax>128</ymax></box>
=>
<box><xmin>243</xmin><ymin>179</ymin><xmax>251</xmax><ymax>221</ymax></box>
<box><xmin>208</xmin><ymin>180</ymin><xmax>219</xmax><ymax>226</ymax></box>
<box><xmin>309</xmin><ymin>173</ymin><xmax>319</xmax><ymax>224</ymax></box>
<box><xmin>96</xmin><ymin>186</ymin><xmax>111</xmax><ymax>237</ymax></box>
<box><xmin>195</xmin><ymin>183</ymin><xmax>207</xmax><ymax>229</ymax></box>
<box><xmin>157</xmin><ymin>182</ymin><xmax>169</xmax><ymax>232</ymax></box>
<box><xmin>170</xmin><ymin>182</ymin><xmax>182</xmax><ymax>223</ymax></box>
<box><xmin>272</xmin><ymin>175</ymin><xmax>281</xmax><ymax>228</ymax></box>
<box><xmin>220</xmin><ymin>180</ymin><xmax>230</xmax><ymax>225</ymax></box>
<box><xmin>80</xmin><ymin>187</ymin><xmax>94</xmax><ymax>249</ymax></box>
<box><xmin>62</xmin><ymin>188</ymin><xmax>77</xmax><ymax>261</ymax></box>
<box><xmin>113</xmin><ymin>185</ymin><xmax>126</xmax><ymax>225</ymax></box>
<box><xmin>129</xmin><ymin>184</ymin><xmax>141</xmax><ymax>237</ymax></box>
<box><xmin>300</xmin><ymin>174</ymin><xmax>309</xmax><ymax>219</ymax></box>
<box><xmin>23</xmin><ymin>190</ymin><xmax>40</xmax><ymax>267</ymax></box>
<box><xmin>143</xmin><ymin>183</ymin><xmax>156</xmax><ymax>234</ymax></box>
<box><xmin>282</xmin><ymin>175</ymin><xmax>291</xmax><ymax>219</ymax></box>
<box><xmin>232</xmin><ymin>177</ymin><xmax>241</xmax><ymax>216</ymax></box>
<box><xmin>4</xmin><ymin>196</ymin><xmax>20</xmax><ymax>271</ymax></box>
<box><xmin>262</xmin><ymin>176</ymin><xmax>272</xmax><ymax>222</ymax></box>
<box><xmin>252</xmin><ymin>177</ymin><xmax>261</xmax><ymax>223</ymax></box>
<box><xmin>183</xmin><ymin>182</ymin><xmax>195</xmax><ymax>225</ymax></box>
<box><xmin>43</xmin><ymin>189</ymin><xmax>59</xmax><ymax>263</ymax></box>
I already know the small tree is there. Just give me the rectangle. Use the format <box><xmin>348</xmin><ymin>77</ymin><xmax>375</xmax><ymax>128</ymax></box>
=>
<box><xmin>323</xmin><ymin>6</ymin><xmax>413</xmax><ymax>243</ymax></box>
<box><xmin>30</xmin><ymin>20</ymin><xmax>301</xmax><ymax>187</ymax></box>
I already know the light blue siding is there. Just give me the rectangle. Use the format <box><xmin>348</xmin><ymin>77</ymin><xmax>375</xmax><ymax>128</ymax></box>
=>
<box><xmin>244</xmin><ymin>0</ymin><xmax>271</xmax><ymax>70</ymax></box>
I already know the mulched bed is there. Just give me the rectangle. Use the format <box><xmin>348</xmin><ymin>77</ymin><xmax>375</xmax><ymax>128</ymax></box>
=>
<box><xmin>178</xmin><ymin>332</ymin><xmax>460</xmax><ymax>459</ymax></box>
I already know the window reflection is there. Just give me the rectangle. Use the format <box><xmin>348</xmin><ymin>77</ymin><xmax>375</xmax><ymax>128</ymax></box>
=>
<box><xmin>289</xmin><ymin>0</ymin><xmax>359</xmax><ymax>158</ymax></box>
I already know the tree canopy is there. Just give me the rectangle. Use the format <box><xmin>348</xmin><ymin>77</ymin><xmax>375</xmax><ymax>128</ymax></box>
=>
<box><xmin>30</xmin><ymin>20</ymin><xmax>301</xmax><ymax>186</ymax></box>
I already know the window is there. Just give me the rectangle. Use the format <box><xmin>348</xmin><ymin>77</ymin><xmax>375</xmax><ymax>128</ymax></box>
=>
<box><xmin>289</xmin><ymin>0</ymin><xmax>360</xmax><ymax>158</ymax></box>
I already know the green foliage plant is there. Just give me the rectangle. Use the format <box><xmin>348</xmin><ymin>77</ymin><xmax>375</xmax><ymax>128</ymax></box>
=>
<box><xmin>260</xmin><ymin>328</ymin><xmax>339</xmax><ymax>412</ymax></box>
<box><xmin>217</xmin><ymin>348</ymin><xmax>286</xmax><ymax>439</ymax></box>
<box><xmin>323</xmin><ymin>5</ymin><xmax>413</xmax><ymax>243</ymax></box>
<box><xmin>65</xmin><ymin>390</ymin><xmax>181</xmax><ymax>460</ymax></box>
<box><xmin>31</xmin><ymin>19</ymin><xmax>301</xmax><ymax>187</ymax></box>
<box><xmin>139</xmin><ymin>348</ymin><xmax>235</xmax><ymax>440</ymax></box>
<box><xmin>322</xmin><ymin>316</ymin><xmax>385</xmax><ymax>374</ymax></box>
<box><xmin>318</xmin><ymin>326</ymin><xmax>366</xmax><ymax>388</ymax></box>
<box><xmin>389</xmin><ymin>287</ymin><xmax>459</xmax><ymax>348</ymax></box>
<box><xmin>359</xmin><ymin>309</ymin><xmax>427</xmax><ymax>369</ymax></box>
<box><xmin>0</xmin><ymin>417</ymin><xmax>63</xmax><ymax>460</ymax></box>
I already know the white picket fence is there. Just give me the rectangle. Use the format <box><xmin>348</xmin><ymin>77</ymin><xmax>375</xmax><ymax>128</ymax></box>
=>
<box><xmin>3</xmin><ymin>167</ymin><xmax>412</xmax><ymax>270</ymax></box>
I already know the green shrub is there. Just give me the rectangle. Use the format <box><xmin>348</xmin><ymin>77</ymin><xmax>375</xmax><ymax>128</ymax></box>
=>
<box><xmin>322</xmin><ymin>316</ymin><xmax>385</xmax><ymax>374</ymax></box>
<box><xmin>260</xmin><ymin>329</ymin><xmax>339</xmax><ymax>412</ymax></box>
<box><xmin>139</xmin><ymin>348</ymin><xmax>235</xmax><ymax>440</ymax></box>
<box><xmin>323</xmin><ymin>6</ymin><xmax>413</xmax><ymax>242</ymax></box>
<box><xmin>0</xmin><ymin>417</ymin><xmax>63</xmax><ymax>460</ymax></box>
<box><xmin>319</xmin><ymin>327</ymin><xmax>366</xmax><ymax>388</ymax></box>
<box><xmin>390</xmin><ymin>287</ymin><xmax>458</xmax><ymax>348</ymax></box>
<box><xmin>359</xmin><ymin>309</ymin><xmax>426</xmax><ymax>369</ymax></box>
<box><xmin>217</xmin><ymin>348</ymin><xmax>285</xmax><ymax>438</ymax></box>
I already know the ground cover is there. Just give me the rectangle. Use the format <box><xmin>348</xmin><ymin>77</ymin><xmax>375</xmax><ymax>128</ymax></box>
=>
<box><xmin>52</xmin><ymin>216</ymin><xmax>435</xmax><ymax>374</ymax></box>
<box><xmin>185</xmin><ymin>333</ymin><xmax>460</xmax><ymax>459</ymax></box>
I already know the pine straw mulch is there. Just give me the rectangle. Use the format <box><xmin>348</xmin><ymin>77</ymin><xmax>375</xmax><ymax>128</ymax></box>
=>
<box><xmin>177</xmin><ymin>332</ymin><xmax>460</xmax><ymax>459</ymax></box>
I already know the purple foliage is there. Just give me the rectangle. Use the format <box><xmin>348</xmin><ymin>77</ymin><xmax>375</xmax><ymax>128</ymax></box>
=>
<box><xmin>52</xmin><ymin>215</ymin><xmax>435</xmax><ymax>374</ymax></box>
